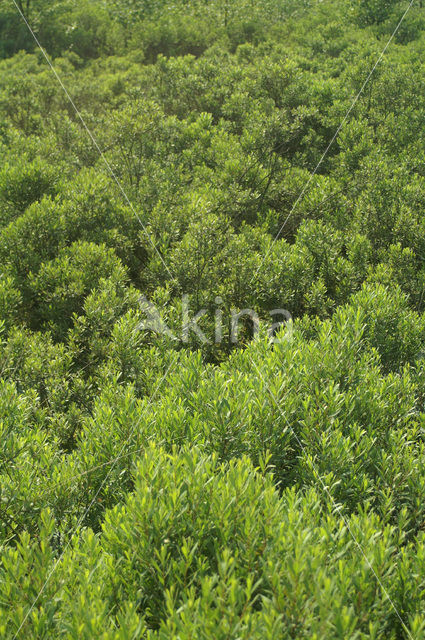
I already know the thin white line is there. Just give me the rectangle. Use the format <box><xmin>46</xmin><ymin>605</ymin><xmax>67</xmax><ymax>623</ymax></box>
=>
<box><xmin>37</xmin><ymin>414</ymin><xmax>169</xmax><ymax>500</ymax></box>
<box><xmin>11</xmin><ymin>0</ymin><xmax>176</xmax><ymax>284</ymax></box>
<box><xmin>252</xmin><ymin>0</ymin><xmax>416</xmax><ymax>284</ymax></box>
<box><xmin>251</xmin><ymin>358</ymin><xmax>414</xmax><ymax>640</ymax></box>
<box><xmin>11</xmin><ymin>358</ymin><xmax>176</xmax><ymax>639</ymax></box>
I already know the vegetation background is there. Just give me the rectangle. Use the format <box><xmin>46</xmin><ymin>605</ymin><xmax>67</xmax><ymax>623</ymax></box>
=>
<box><xmin>2</xmin><ymin>0</ymin><xmax>425</xmax><ymax>637</ymax></box>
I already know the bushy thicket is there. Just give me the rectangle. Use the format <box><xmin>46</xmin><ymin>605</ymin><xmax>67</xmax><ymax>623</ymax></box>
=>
<box><xmin>2</xmin><ymin>0</ymin><xmax>425</xmax><ymax>637</ymax></box>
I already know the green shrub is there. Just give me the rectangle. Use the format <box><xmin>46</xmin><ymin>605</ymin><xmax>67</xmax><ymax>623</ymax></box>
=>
<box><xmin>0</xmin><ymin>274</ymin><xmax>21</xmax><ymax>331</ymax></box>
<box><xmin>2</xmin><ymin>446</ymin><xmax>425</xmax><ymax>638</ymax></box>
<box><xmin>2</xmin><ymin>1</ymin><xmax>425</xmax><ymax>635</ymax></box>
<box><xmin>28</xmin><ymin>241</ymin><xmax>128</xmax><ymax>339</ymax></box>
<box><xmin>0</xmin><ymin>157</ymin><xmax>61</xmax><ymax>224</ymax></box>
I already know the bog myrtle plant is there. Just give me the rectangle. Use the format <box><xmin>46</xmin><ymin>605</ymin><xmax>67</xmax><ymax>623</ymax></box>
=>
<box><xmin>5</xmin><ymin>0</ymin><xmax>425</xmax><ymax>637</ymax></box>
<box><xmin>137</xmin><ymin>294</ymin><xmax>293</xmax><ymax>344</ymax></box>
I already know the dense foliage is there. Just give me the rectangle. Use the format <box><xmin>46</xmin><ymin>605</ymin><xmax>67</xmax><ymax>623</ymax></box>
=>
<box><xmin>2</xmin><ymin>0</ymin><xmax>425</xmax><ymax>637</ymax></box>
